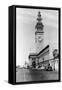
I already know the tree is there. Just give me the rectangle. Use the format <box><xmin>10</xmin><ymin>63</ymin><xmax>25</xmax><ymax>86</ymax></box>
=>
<box><xmin>53</xmin><ymin>49</ymin><xmax>59</xmax><ymax>59</ymax></box>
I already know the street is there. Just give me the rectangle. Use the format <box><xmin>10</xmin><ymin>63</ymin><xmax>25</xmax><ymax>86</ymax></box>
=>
<box><xmin>16</xmin><ymin>68</ymin><xmax>59</xmax><ymax>82</ymax></box>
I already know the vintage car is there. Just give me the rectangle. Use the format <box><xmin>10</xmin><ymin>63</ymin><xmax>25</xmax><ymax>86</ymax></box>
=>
<box><xmin>45</xmin><ymin>64</ymin><xmax>52</xmax><ymax>71</ymax></box>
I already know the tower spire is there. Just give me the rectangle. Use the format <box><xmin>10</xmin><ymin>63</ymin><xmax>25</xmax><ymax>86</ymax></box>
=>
<box><xmin>35</xmin><ymin>11</ymin><xmax>44</xmax><ymax>32</ymax></box>
<box><xmin>37</xmin><ymin>11</ymin><xmax>42</xmax><ymax>21</ymax></box>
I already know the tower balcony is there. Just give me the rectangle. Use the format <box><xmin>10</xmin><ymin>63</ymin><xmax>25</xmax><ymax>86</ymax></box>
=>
<box><xmin>35</xmin><ymin>22</ymin><xmax>44</xmax><ymax>30</ymax></box>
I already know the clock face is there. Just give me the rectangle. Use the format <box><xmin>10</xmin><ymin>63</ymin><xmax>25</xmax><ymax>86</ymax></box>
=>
<box><xmin>38</xmin><ymin>36</ymin><xmax>42</xmax><ymax>40</ymax></box>
<box><xmin>38</xmin><ymin>36</ymin><xmax>43</xmax><ymax>43</ymax></box>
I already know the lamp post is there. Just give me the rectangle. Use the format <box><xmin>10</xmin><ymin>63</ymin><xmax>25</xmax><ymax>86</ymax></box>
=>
<box><xmin>53</xmin><ymin>49</ymin><xmax>58</xmax><ymax>71</ymax></box>
<box><xmin>43</xmin><ymin>58</ymin><xmax>44</xmax><ymax>67</ymax></box>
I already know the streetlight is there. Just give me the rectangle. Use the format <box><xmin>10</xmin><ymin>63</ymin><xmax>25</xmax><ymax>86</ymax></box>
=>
<box><xmin>53</xmin><ymin>49</ymin><xmax>58</xmax><ymax>71</ymax></box>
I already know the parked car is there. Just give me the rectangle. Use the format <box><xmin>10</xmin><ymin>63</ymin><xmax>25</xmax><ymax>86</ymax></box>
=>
<box><xmin>46</xmin><ymin>64</ymin><xmax>52</xmax><ymax>71</ymax></box>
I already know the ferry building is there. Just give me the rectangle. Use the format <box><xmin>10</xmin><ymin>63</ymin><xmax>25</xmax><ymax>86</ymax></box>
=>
<box><xmin>28</xmin><ymin>11</ymin><xmax>59</xmax><ymax>71</ymax></box>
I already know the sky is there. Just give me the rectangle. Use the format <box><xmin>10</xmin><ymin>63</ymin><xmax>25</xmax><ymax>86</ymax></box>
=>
<box><xmin>16</xmin><ymin>8</ymin><xmax>58</xmax><ymax>67</ymax></box>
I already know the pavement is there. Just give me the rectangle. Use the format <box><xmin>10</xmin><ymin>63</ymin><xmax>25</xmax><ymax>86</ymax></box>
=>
<box><xmin>16</xmin><ymin>68</ymin><xmax>59</xmax><ymax>82</ymax></box>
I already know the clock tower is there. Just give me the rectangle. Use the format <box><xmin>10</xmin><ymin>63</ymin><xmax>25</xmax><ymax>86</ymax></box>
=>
<box><xmin>35</xmin><ymin>11</ymin><xmax>44</xmax><ymax>53</ymax></box>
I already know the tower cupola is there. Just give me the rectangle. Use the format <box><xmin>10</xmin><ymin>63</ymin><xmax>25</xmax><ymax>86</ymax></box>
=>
<box><xmin>35</xmin><ymin>11</ymin><xmax>44</xmax><ymax>33</ymax></box>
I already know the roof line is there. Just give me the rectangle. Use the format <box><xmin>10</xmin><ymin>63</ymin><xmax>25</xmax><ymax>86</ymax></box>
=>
<box><xmin>29</xmin><ymin>45</ymin><xmax>49</xmax><ymax>58</ymax></box>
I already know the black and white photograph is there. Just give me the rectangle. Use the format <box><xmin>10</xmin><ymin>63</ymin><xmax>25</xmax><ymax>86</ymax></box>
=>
<box><xmin>16</xmin><ymin>7</ymin><xmax>60</xmax><ymax>83</ymax></box>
